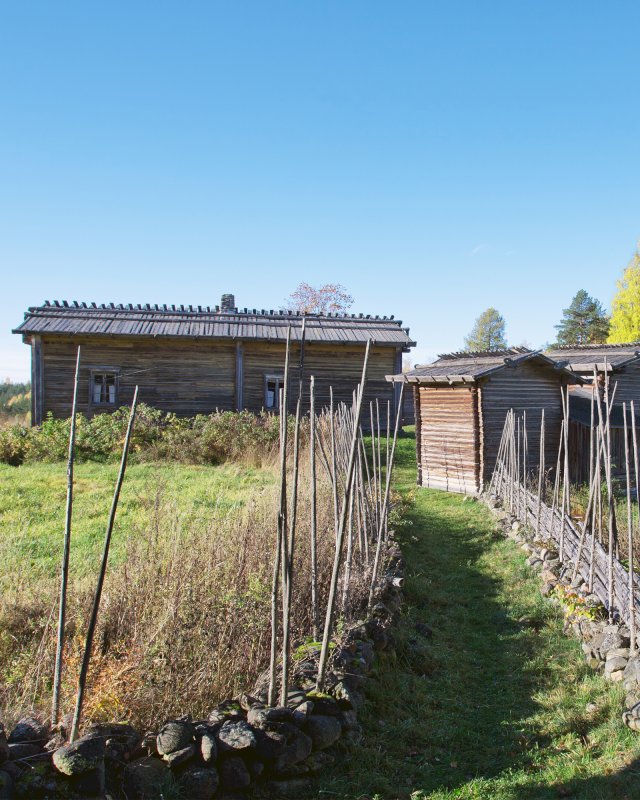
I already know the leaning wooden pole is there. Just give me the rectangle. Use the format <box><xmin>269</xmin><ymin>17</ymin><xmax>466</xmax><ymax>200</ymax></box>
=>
<box><xmin>70</xmin><ymin>385</ymin><xmax>138</xmax><ymax>742</ymax></box>
<box><xmin>268</xmin><ymin>328</ymin><xmax>291</xmax><ymax>706</ymax></box>
<box><xmin>51</xmin><ymin>345</ymin><xmax>81</xmax><ymax>727</ymax></box>
<box><xmin>317</xmin><ymin>340</ymin><xmax>372</xmax><ymax>690</ymax></box>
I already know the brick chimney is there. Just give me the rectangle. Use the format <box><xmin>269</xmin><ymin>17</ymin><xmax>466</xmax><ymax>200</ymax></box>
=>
<box><xmin>220</xmin><ymin>293</ymin><xmax>235</xmax><ymax>313</ymax></box>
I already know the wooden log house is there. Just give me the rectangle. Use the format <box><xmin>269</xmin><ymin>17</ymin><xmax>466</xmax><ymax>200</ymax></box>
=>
<box><xmin>14</xmin><ymin>294</ymin><xmax>415</xmax><ymax>425</ymax></box>
<box><xmin>388</xmin><ymin>348</ymin><xmax>580</xmax><ymax>494</ymax></box>
<box><xmin>547</xmin><ymin>343</ymin><xmax>640</xmax><ymax>482</ymax></box>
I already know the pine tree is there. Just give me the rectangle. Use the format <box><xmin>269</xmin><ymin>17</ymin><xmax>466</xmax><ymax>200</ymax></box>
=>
<box><xmin>464</xmin><ymin>308</ymin><xmax>507</xmax><ymax>352</ymax></box>
<box><xmin>609</xmin><ymin>251</ymin><xmax>640</xmax><ymax>343</ymax></box>
<box><xmin>554</xmin><ymin>290</ymin><xmax>609</xmax><ymax>346</ymax></box>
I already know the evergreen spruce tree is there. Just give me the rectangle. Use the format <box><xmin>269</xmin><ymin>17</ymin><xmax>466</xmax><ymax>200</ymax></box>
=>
<box><xmin>554</xmin><ymin>290</ymin><xmax>610</xmax><ymax>346</ymax></box>
<box><xmin>609</xmin><ymin>251</ymin><xmax>640</xmax><ymax>343</ymax></box>
<box><xmin>464</xmin><ymin>308</ymin><xmax>507</xmax><ymax>352</ymax></box>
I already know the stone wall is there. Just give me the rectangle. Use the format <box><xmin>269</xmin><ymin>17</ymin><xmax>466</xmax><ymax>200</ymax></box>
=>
<box><xmin>0</xmin><ymin>541</ymin><xmax>405</xmax><ymax>800</ymax></box>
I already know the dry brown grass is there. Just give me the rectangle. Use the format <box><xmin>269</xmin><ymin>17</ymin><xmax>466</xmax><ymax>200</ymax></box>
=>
<box><xmin>0</xmin><ymin>450</ymin><xmax>371</xmax><ymax>731</ymax></box>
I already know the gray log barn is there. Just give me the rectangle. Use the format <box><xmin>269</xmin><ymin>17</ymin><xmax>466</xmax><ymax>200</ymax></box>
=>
<box><xmin>388</xmin><ymin>348</ymin><xmax>580</xmax><ymax>495</ymax></box>
<box><xmin>547</xmin><ymin>343</ymin><xmax>640</xmax><ymax>482</ymax></box>
<box><xmin>14</xmin><ymin>294</ymin><xmax>415</xmax><ymax>425</ymax></box>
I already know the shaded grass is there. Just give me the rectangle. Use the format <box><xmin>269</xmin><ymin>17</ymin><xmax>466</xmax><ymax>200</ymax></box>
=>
<box><xmin>316</xmin><ymin>430</ymin><xmax>640</xmax><ymax>799</ymax></box>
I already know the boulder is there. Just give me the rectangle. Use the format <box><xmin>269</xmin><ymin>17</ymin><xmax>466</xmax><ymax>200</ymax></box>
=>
<box><xmin>216</xmin><ymin>720</ymin><xmax>257</xmax><ymax>753</ymax></box>
<box><xmin>254</xmin><ymin>728</ymin><xmax>288</xmax><ymax>761</ymax></box>
<box><xmin>8</xmin><ymin>718</ymin><xmax>47</xmax><ymax>746</ymax></box>
<box><xmin>247</xmin><ymin>707</ymin><xmax>293</xmax><ymax>729</ymax></box>
<box><xmin>0</xmin><ymin>771</ymin><xmax>13</xmax><ymax>800</ymax></box>
<box><xmin>156</xmin><ymin>721</ymin><xmax>194</xmax><ymax>756</ymax></box>
<box><xmin>271</xmin><ymin>724</ymin><xmax>312</xmax><ymax>772</ymax></box>
<box><xmin>0</xmin><ymin>726</ymin><xmax>9</xmax><ymax>766</ymax></box>
<box><xmin>605</xmin><ymin>656</ymin><xmax>629</xmax><ymax>678</ymax></box>
<box><xmin>8</xmin><ymin>743</ymin><xmax>43</xmax><ymax>760</ymax></box>
<box><xmin>164</xmin><ymin>744</ymin><xmax>196</xmax><ymax>768</ymax></box>
<box><xmin>53</xmin><ymin>735</ymin><xmax>105</xmax><ymax>776</ymax></box>
<box><xmin>70</xmin><ymin>763</ymin><xmax>105</xmax><ymax>797</ymax></box>
<box><xmin>219</xmin><ymin>755</ymin><xmax>251</xmax><ymax>790</ymax></box>
<box><xmin>200</xmin><ymin>732</ymin><xmax>217</xmax><ymax>764</ymax></box>
<box><xmin>179</xmin><ymin>766</ymin><xmax>219</xmax><ymax>799</ymax></box>
<box><xmin>592</xmin><ymin>624</ymin><xmax>629</xmax><ymax>658</ymax></box>
<box><xmin>123</xmin><ymin>757</ymin><xmax>166</xmax><ymax>799</ymax></box>
<box><xmin>304</xmin><ymin>715</ymin><xmax>341</xmax><ymax>751</ymax></box>
<box><xmin>623</xmin><ymin>701</ymin><xmax>640</xmax><ymax>732</ymax></box>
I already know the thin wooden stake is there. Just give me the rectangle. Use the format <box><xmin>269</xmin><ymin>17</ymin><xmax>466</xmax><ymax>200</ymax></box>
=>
<box><xmin>268</xmin><ymin>328</ymin><xmax>291</xmax><ymax>706</ymax></box>
<box><xmin>70</xmin><ymin>385</ymin><xmax>138</xmax><ymax>742</ymax></box>
<box><xmin>309</xmin><ymin>376</ymin><xmax>318</xmax><ymax>641</ymax></box>
<box><xmin>51</xmin><ymin>345</ymin><xmax>81</xmax><ymax>726</ymax></box>
<box><xmin>317</xmin><ymin>340</ymin><xmax>372</xmax><ymax>690</ymax></box>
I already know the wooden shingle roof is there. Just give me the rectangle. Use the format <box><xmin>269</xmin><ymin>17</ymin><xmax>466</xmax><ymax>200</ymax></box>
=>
<box><xmin>388</xmin><ymin>348</ymin><xmax>580</xmax><ymax>384</ymax></box>
<box><xmin>13</xmin><ymin>302</ymin><xmax>415</xmax><ymax>349</ymax></box>
<box><xmin>547</xmin><ymin>343</ymin><xmax>640</xmax><ymax>373</ymax></box>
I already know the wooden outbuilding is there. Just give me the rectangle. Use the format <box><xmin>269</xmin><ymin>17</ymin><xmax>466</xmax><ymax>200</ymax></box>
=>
<box><xmin>388</xmin><ymin>348</ymin><xmax>580</xmax><ymax>494</ymax></box>
<box><xmin>547</xmin><ymin>343</ymin><xmax>640</xmax><ymax>482</ymax></box>
<box><xmin>14</xmin><ymin>295</ymin><xmax>415</xmax><ymax>424</ymax></box>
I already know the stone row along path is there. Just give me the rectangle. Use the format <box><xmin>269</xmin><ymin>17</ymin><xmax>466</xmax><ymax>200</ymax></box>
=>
<box><xmin>315</xmin><ymin>432</ymin><xmax>640</xmax><ymax>800</ymax></box>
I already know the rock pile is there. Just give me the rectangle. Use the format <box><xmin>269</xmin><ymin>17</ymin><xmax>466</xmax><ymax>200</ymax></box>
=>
<box><xmin>0</xmin><ymin>541</ymin><xmax>405</xmax><ymax>799</ymax></box>
<box><xmin>484</xmin><ymin>493</ymin><xmax>640</xmax><ymax>735</ymax></box>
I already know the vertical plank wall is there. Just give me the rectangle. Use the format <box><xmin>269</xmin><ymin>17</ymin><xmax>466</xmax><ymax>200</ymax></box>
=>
<box><xmin>415</xmin><ymin>385</ymin><xmax>480</xmax><ymax>494</ymax></box>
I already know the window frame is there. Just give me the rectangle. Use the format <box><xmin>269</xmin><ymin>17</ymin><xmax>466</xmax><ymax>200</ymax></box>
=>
<box><xmin>88</xmin><ymin>367</ymin><xmax>120</xmax><ymax>408</ymax></box>
<box><xmin>264</xmin><ymin>373</ymin><xmax>284</xmax><ymax>411</ymax></box>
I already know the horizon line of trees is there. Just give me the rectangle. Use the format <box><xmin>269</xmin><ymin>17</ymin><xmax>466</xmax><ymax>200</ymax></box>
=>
<box><xmin>463</xmin><ymin>245</ymin><xmax>640</xmax><ymax>352</ymax></box>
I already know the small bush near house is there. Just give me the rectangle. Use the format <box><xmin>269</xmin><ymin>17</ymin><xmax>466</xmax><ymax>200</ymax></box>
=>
<box><xmin>0</xmin><ymin>405</ymin><xmax>287</xmax><ymax>466</ymax></box>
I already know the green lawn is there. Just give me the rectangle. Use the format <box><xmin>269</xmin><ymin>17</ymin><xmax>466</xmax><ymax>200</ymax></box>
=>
<box><xmin>316</xmin><ymin>431</ymin><xmax>640</xmax><ymax>799</ymax></box>
<box><xmin>0</xmin><ymin>460</ymin><xmax>276</xmax><ymax>595</ymax></box>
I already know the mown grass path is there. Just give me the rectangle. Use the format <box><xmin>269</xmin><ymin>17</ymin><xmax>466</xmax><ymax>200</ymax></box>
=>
<box><xmin>316</xmin><ymin>432</ymin><xmax>640</xmax><ymax>799</ymax></box>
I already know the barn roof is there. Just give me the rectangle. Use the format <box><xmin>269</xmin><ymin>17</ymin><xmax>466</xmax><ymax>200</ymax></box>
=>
<box><xmin>13</xmin><ymin>302</ymin><xmax>415</xmax><ymax>349</ymax></box>
<box><xmin>546</xmin><ymin>343</ymin><xmax>640</xmax><ymax>373</ymax></box>
<box><xmin>387</xmin><ymin>348</ymin><xmax>580</xmax><ymax>385</ymax></box>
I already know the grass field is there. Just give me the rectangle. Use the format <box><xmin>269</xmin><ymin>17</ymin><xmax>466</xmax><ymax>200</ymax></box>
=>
<box><xmin>0</xmin><ymin>460</ymin><xmax>277</xmax><ymax>596</ymax></box>
<box><xmin>315</xmin><ymin>431</ymin><xmax>640</xmax><ymax>799</ymax></box>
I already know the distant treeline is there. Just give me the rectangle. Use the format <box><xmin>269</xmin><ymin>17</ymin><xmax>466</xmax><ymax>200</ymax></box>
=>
<box><xmin>0</xmin><ymin>380</ymin><xmax>30</xmax><ymax>415</ymax></box>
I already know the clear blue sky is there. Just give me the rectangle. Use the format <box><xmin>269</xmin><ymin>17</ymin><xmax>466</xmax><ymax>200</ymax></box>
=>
<box><xmin>2</xmin><ymin>1</ymin><xmax>640</xmax><ymax>380</ymax></box>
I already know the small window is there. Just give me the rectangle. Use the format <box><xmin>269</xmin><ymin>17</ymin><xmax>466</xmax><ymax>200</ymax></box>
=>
<box><xmin>264</xmin><ymin>374</ymin><xmax>284</xmax><ymax>410</ymax></box>
<box><xmin>91</xmin><ymin>371</ymin><xmax>118</xmax><ymax>406</ymax></box>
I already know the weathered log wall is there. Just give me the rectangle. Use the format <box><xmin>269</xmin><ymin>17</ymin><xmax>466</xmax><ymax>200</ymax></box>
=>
<box><xmin>38</xmin><ymin>336</ymin><xmax>398</xmax><ymax>420</ymax></box>
<box><xmin>480</xmin><ymin>360</ymin><xmax>565</xmax><ymax>483</ymax></box>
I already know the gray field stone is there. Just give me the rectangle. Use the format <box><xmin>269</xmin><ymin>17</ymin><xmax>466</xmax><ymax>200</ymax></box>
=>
<box><xmin>0</xmin><ymin>726</ymin><xmax>8</xmax><ymax>767</ymax></box>
<box><xmin>0</xmin><ymin>771</ymin><xmax>13</xmax><ymax>800</ymax></box>
<box><xmin>247</xmin><ymin>707</ymin><xmax>293</xmax><ymax>729</ymax></box>
<box><xmin>304</xmin><ymin>715</ymin><xmax>341</xmax><ymax>751</ymax></box>
<box><xmin>53</xmin><ymin>735</ymin><xmax>105</xmax><ymax>776</ymax></box>
<box><xmin>216</xmin><ymin>720</ymin><xmax>257</xmax><ymax>752</ymax></box>
<box><xmin>9</xmin><ymin>743</ymin><xmax>43</xmax><ymax>760</ymax></box>
<box><xmin>179</xmin><ymin>766</ymin><xmax>219</xmax><ymax>799</ymax></box>
<box><xmin>8</xmin><ymin>717</ymin><xmax>47</xmax><ymax>746</ymax></box>
<box><xmin>219</xmin><ymin>755</ymin><xmax>251</xmax><ymax>790</ymax></box>
<box><xmin>123</xmin><ymin>757</ymin><xmax>166</xmax><ymax>800</ymax></box>
<box><xmin>200</xmin><ymin>732</ymin><xmax>217</xmax><ymax>764</ymax></box>
<box><xmin>164</xmin><ymin>744</ymin><xmax>196</xmax><ymax>768</ymax></box>
<box><xmin>156</xmin><ymin>721</ymin><xmax>194</xmax><ymax>756</ymax></box>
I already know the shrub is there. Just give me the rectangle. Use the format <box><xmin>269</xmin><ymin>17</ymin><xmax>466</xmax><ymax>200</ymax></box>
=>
<box><xmin>0</xmin><ymin>405</ymin><xmax>292</xmax><ymax>467</ymax></box>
